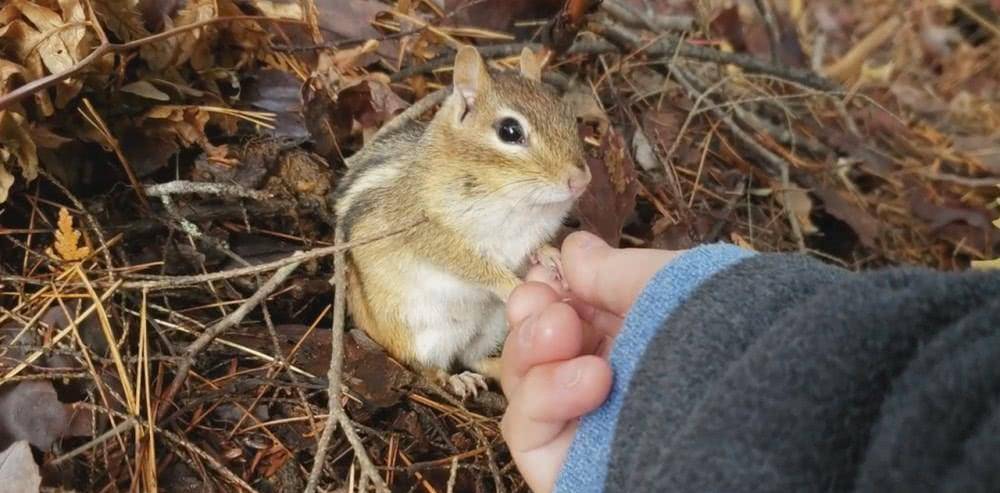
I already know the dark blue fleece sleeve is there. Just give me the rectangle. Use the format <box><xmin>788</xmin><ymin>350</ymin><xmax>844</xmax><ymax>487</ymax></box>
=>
<box><xmin>555</xmin><ymin>248</ymin><xmax>1000</xmax><ymax>493</ymax></box>
<box><xmin>555</xmin><ymin>243</ymin><xmax>755</xmax><ymax>493</ymax></box>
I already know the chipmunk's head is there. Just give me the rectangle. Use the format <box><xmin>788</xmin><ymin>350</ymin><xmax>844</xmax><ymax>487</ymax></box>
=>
<box><xmin>426</xmin><ymin>46</ymin><xmax>591</xmax><ymax>207</ymax></box>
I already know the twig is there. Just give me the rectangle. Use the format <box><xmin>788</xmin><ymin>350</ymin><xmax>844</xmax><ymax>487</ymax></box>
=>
<box><xmin>446</xmin><ymin>457</ymin><xmax>459</xmax><ymax>493</ymax></box>
<box><xmin>753</xmin><ymin>0</ymin><xmax>782</xmax><ymax>63</ymax></box>
<box><xmin>155</xmin><ymin>260</ymin><xmax>301</xmax><ymax>421</ymax></box>
<box><xmin>589</xmin><ymin>17</ymin><xmax>837</xmax><ymax>91</ymax></box>
<box><xmin>601</xmin><ymin>0</ymin><xmax>694</xmax><ymax>32</ymax></box>
<box><xmin>121</xmin><ymin>220</ymin><xmax>423</xmax><ymax>289</ymax></box>
<box><xmin>304</xmin><ymin>230</ymin><xmax>388</xmax><ymax>493</ymax></box>
<box><xmin>50</xmin><ymin>417</ymin><xmax>138</xmax><ymax>466</ymax></box>
<box><xmin>145</xmin><ymin>181</ymin><xmax>273</xmax><ymax>200</ymax></box>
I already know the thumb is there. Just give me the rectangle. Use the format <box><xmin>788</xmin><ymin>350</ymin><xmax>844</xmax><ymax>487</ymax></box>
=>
<box><xmin>560</xmin><ymin>231</ymin><xmax>678</xmax><ymax>317</ymax></box>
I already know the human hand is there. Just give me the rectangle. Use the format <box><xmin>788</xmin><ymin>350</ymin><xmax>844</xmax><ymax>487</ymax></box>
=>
<box><xmin>501</xmin><ymin>231</ymin><xmax>681</xmax><ymax>492</ymax></box>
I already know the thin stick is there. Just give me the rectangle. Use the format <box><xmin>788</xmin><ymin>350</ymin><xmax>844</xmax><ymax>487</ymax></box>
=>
<box><xmin>446</xmin><ymin>457</ymin><xmax>459</xmax><ymax>493</ymax></box>
<box><xmin>601</xmin><ymin>0</ymin><xmax>694</xmax><ymax>32</ymax></box>
<box><xmin>145</xmin><ymin>181</ymin><xmax>273</xmax><ymax>200</ymax></box>
<box><xmin>50</xmin><ymin>418</ymin><xmax>138</xmax><ymax>466</ymax></box>
<box><xmin>589</xmin><ymin>17</ymin><xmax>837</xmax><ymax>91</ymax></box>
<box><xmin>121</xmin><ymin>220</ymin><xmax>422</xmax><ymax>289</ymax></box>
<box><xmin>304</xmin><ymin>230</ymin><xmax>389</xmax><ymax>493</ymax></box>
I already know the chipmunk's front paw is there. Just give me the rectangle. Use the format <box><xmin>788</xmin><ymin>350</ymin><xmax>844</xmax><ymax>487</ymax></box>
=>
<box><xmin>530</xmin><ymin>245</ymin><xmax>567</xmax><ymax>289</ymax></box>
<box><xmin>447</xmin><ymin>371</ymin><xmax>489</xmax><ymax>399</ymax></box>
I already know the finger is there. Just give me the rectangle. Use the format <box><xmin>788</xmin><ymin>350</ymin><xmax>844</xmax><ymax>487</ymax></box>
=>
<box><xmin>527</xmin><ymin>265</ymin><xmax>620</xmax><ymax>338</ymax></box>
<box><xmin>507</xmin><ymin>281</ymin><xmax>561</xmax><ymax>331</ymax></box>
<box><xmin>506</xmin><ymin>419</ymin><xmax>579</xmax><ymax>493</ymax></box>
<box><xmin>501</xmin><ymin>299</ymin><xmax>585</xmax><ymax>396</ymax></box>
<box><xmin>566</xmin><ymin>298</ymin><xmax>624</xmax><ymax>338</ymax></box>
<box><xmin>501</xmin><ymin>355</ymin><xmax>611</xmax><ymax>450</ymax></box>
<box><xmin>561</xmin><ymin>231</ymin><xmax>680</xmax><ymax>317</ymax></box>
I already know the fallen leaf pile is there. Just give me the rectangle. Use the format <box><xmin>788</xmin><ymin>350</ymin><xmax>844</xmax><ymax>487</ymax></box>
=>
<box><xmin>1</xmin><ymin>0</ymin><xmax>998</xmax><ymax>491</ymax></box>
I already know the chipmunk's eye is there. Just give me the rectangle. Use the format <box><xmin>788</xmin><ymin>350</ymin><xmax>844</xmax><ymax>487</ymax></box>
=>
<box><xmin>496</xmin><ymin>117</ymin><xmax>525</xmax><ymax>145</ymax></box>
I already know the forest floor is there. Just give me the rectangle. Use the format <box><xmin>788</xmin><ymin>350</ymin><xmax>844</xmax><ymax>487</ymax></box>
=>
<box><xmin>0</xmin><ymin>0</ymin><xmax>998</xmax><ymax>491</ymax></box>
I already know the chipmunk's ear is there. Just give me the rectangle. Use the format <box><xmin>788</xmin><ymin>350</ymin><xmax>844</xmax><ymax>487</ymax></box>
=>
<box><xmin>453</xmin><ymin>45</ymin><xmax>490</xmax><ymax>111</ymax></box>
<box><xmin>519</xmin><ymin>47</ymin><xmax>542</xmax><ymax>81</ymax></box>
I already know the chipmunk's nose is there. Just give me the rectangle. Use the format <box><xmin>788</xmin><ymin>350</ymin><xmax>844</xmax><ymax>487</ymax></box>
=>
<box><xmin>568</xmin><ymin>165</ymin><xmax>591</xmax><ymax>197</ymax></box>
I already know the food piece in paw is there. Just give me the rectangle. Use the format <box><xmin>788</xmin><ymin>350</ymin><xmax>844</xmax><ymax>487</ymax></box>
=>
<box><xmin>530</xmin><ymin>244</ymin><xmax>567</xmax><ymax>289</ymax></box>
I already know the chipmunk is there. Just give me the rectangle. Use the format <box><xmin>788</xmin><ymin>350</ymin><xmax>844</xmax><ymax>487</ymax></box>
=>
<box><xmin>333</xmin><ymin>46</ymin><xmax>591</xmax><ymax>398</ymax></box>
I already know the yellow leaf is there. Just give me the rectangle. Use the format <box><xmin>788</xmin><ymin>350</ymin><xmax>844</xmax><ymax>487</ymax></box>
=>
<box><xmin>48</xmin><ymin>207</ymin><xmax>91</xmax><ymax>261</ymax></box>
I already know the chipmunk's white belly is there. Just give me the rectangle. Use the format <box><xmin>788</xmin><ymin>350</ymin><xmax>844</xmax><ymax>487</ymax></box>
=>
<box><xmin>403</xmin><ymin>262</ymin><xmax>505</xmax><ymax>369</ymax></box>
<box><xmin>453</xmin><ymin>199</ymin><xmax>570</xmax><ymax>270</ymax></box>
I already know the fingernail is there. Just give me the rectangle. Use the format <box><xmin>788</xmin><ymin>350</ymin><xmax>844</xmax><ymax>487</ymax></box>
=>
<box><xmin>518</xmin><ymin>314</ymin><xmax>537</xmax><ymax>347</ymax></box>
<box><xmin>556</xmin><ymin>360</ymin><xmax>582</xmax><ymax>388</ymax></box>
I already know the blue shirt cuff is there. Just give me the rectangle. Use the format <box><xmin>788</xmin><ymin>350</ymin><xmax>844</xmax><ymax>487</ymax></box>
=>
<box><xmin>554</xmin><ymin>243</ymin><xmax>755</xmax><ymax>493</ymax></box>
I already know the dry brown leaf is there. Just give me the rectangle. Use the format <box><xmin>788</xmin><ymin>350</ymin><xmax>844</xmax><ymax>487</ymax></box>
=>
<box><xmin>15</xmin><ymin>2</ymin><xmax>76</xmax><ymax>74</ymax></box>
<box><xmin>775</xmin><ymin>187</ymin><xmax>819</xmax><ymax>235</ymax></box>
<box><xmin>0</xmin><ymin>161</ymin><xmax>12</xmax><ymax>204</ymax></box>
<box><xmin>141</xmin><ymin>0</ymin><xmax>217</xmax><ymax>71</ymax></box>
<box><xmin>92</xmin><ymin>0</ymin><xmax>150</xmax><ymax>42</ymax></box>
<box><xmin>140</xmin><ymin>105</ymin><xmax>212</xmax><ymax>147</ymax></box>
<box><xmin>0</xmin><ymin>6</ymin><xmax>65</xmax><ymax>114</ymax></box>
<box><xmin>252</xmin><ymin>0</ymin><xmax>302</xmax><ymax>19</ymax></box>
<box><xmin>574</xmin><ymin>125</ymin><xmax>639</xmax><ymax>247</ymax></box>
<box><xmin>121</xmin><ymin>80</ymin><xmax>171</xmax><ymax>101</ymax></box>
<box><xmin>813</xmin><ymin>186</ymin><xmax>880</xmax><ymax>248</ymax></box>
<box><xmin>243</xmin><ymin>69</ymin><xmax>309</xmax><ymax>140</ymax></box>
<box><xmin>29</xmin><ymin>124</ymin><xmax>73</xmax><ymax>149</ymax></box>
<box><xmin>563</xmin><ymin>82</ymin><xmax>609</xmax><ymax>134</ymax></box>
<box><xmin>18</xmin><ymin>0</ymin><xmax>90</xmax><ymax>105</ymax></box>
<box><xmin>0</xmin><ymin>441</ymin><xmax>41</xmax><ymax>493</ymax></box>
<box><xmin>0</xmin><ymin>110</ymin><xmax>39</xmax><ymax>204</ymax></box>
<box><xmin>47</xmin><ymin>207</ymin><xmax>91</xmax><ymax>261</ymax></box>
<box><xmin>0</xmin><ymin>381</ymin><xmax>69</xmax><ymax>451</ymax></box>
<box><xmin>0</xmin><ymin>59</ymin><xmax>28</xmax><ymax>95</ymax></box>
